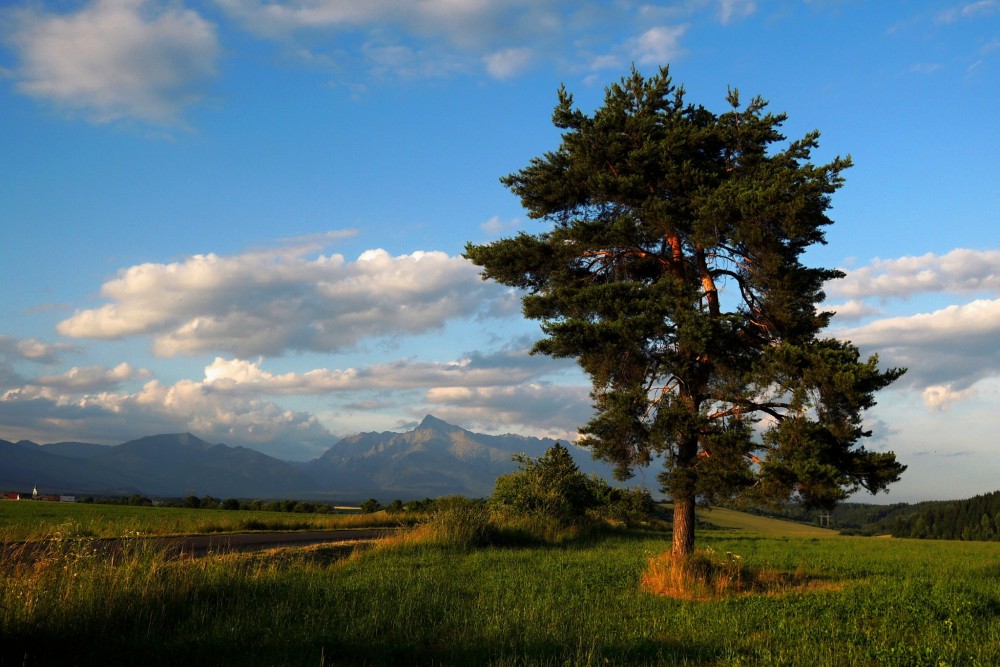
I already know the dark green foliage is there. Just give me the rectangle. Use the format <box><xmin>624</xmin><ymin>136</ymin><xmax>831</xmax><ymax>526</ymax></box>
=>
<box><xmin>491</xmin><ymin>444</ymin><xmax>655</xmax><ymax>526</ymax></box>
<box><xmin>466</xmin><ymin>67</ymin><xmax>905</xmax><ymax>554</ymax></box>
<box><xmin>492</xmin><ymin>444</ymin><xmax>597</xmax><ymax>523</ymax></box>
<box><xmin>385</xmin><ymin>499</ymin><xmax>405</xmax><ymax>513</ymax></box>
<box><xmin>885</xmin><ymin>491</ymin><xmax>1000</xmax><ymax>541</ymax></box>
<box><xmin>360</xmin><ymin>498</ymin><xmax>382</xmax><ymax>514</ymax></box>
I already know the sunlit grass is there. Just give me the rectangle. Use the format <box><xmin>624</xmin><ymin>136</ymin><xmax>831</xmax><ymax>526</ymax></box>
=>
<box><xmin>4</xmin><ymin>504</ymin><xmax>1000</xmax><ymax>665</ymax></box>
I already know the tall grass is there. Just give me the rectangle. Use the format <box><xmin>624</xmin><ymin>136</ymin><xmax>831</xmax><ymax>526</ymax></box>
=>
<box><xmin>4</xmin><ymin>515</ymin><xmax>1000</xmax><ymax>665</ymax></box>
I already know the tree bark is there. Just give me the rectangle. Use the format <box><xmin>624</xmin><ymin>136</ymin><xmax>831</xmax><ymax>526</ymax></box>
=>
<box><xmin>671</xmin><ymin>494</ymin><xmax>696</xmax><ymax>557</ymax></box>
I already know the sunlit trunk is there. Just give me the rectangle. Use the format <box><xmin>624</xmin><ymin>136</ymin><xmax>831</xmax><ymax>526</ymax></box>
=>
<box><xmin>671</xmin><ymin>494</ymin><xmax>696</xmax><ymax>557</ymax></box>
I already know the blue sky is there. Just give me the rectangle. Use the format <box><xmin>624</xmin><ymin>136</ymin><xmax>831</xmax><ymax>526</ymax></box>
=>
<box><xmin>1</xmin><ymin>0</ymin><xmax>998</xmax><ymax>503</ymax></box>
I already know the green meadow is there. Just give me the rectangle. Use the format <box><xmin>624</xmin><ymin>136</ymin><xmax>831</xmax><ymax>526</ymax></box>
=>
<box><xmin>0</xmin><ymin>499</ymin><xmax>398</xmax><ymax>541</ymax></box>
<box><xmin>2</xmin><ymin>501</ymin><xmax>1000</xmax><ymax>666</ymax></box>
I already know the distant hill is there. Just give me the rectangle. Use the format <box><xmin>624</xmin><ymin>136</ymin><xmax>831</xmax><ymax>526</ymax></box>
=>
<box><xmin>0</xmin><ymin>438</ymin><xmax>143</xmax><ymax>496</ymax></box>
<box><xmin>0</xmin><ymin>433</ymin><xmax>318</xmax><ymax>499</ymax></box>
<box><xmin>0</xmin><ymin>416</ymin><xmax>623</xmax><ymax>501</ymax></box>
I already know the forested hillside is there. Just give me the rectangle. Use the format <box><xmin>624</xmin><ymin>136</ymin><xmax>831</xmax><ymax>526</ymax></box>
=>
<box><xmin>735</xmin><ymin>492</ymin><xmax>1000</xmax><ymax>542</ymax></box>
<box><xmin>880</xmin><ymin>491</ymin><xmax>1000</xmax><ymax>541</ymax></box>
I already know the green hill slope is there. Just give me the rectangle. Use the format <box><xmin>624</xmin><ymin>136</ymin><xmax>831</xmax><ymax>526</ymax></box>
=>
<box><xmin>695</xmin><ymin>506</ymin><xmax>839</xmax><ymax>538</ymax></box>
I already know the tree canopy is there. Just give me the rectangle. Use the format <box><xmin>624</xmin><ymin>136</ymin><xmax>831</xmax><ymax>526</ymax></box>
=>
<box><xmin>465</xmin><ymin>67</ymin><xmax>906</xmax><ymax>556</ymax></box>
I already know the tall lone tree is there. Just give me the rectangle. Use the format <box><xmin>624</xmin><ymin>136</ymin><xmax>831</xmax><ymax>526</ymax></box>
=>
<box><xmin>465</xmin><ymin>67</ymin><xmax>906</xmax><ymax>557</ymax></box>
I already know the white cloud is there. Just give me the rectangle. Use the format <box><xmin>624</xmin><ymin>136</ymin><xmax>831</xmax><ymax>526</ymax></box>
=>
<box><xmin>201</xmin><ymin>346</ymin><xmax>566</xmax><ymax>395</ymax></box>
<box><xmin>32</xmin><ymin>363</ymin><xmax>150</xmax><ymax>392</ymax></box>
<box><xmin>0</xmin><ymin>343</ymin><xmax>579</xmax><ymax>456</ymax></box>
<box><xmin>838</xmin><ymin>298</ymin><xmax>1000</xmax><ymax>393</ymax></box>
<box><xmin>829</xmin><ymin>249</ymin><xmax>1000</xmax><ymax>301</ymax></box>
<box><xmin>922</xmin><ymin>384</ymin><xmax>977</xmax><ymax>411</ymax></box>
<box><xmin>215</xmin><ymin>0</ymin><xmax>555</xmax><ymax>45</ymax></box>
<box><xmin>0</xmin><ymin>335</ymin><xmax>76</xmax><ymax>364</ymax></box>
<box><xmin>718</xmin><ymin>0</ymin><xmax>756</xmax><ymax>25</ymax></box>
<box><xmin>587</xmin><ymin>24</ymin><xmax>688</xmax><ymax>73</ymax></box>
<box><xmin>422</xmin><ymin>383</ymin><xmax>591</xmax><ymax>440</ymax></box>
<box><xmin>0</xmin><ymin>378</ymin><xmax>337</xmax><ymax>459</ymax></box>
<box><xmin>479</xmin><ymin>215</ymin><xmax>521</xmax><ymax>235</ymax></box>
<box><xmin>937</xmin><ymin>1</ymin><xmax>998</xmax><ymax>23</ymax></box>
<box><xmin>483</xmin><ymin>47</ymin><xmax>533</xmax><ymax>79</ymax></box>
<box><xmin>3</xmin><ymin>0</ymin><xmax>219</xmax><ymax>124</ymax></box>
<box><xmin>826</xmin><ymin>299</ymin><xmax>883</xmax><ymax>322</ymax></box>
<box><xmin>629</xmin><ymin>25</ymin><xmax>688</xmax><ymax>66</ymax></box>
<box><xmin>56</xmin><ymin>237</ymin><xmax>511</xmax><ymax>357</ymax></box>
<box><xmin>215</xmin><ymin>0</ymin><xmax>560</xmax><ymax>78</ymax></box>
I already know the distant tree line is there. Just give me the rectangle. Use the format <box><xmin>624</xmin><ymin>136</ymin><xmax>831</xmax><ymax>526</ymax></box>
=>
<box><xmin>77</xmin><ymin>494</ymin><xmax>356</xmax><ymax>514</ymax></box>
<box><xmin>729</xmin><ymin>491</ymin><xmax>1000</xmax><ymax>542</ymax></box>
<box><xmin>881</xmin><ymin>491</ymin><xmax>1000</xmax><ymax>541</ymax></box>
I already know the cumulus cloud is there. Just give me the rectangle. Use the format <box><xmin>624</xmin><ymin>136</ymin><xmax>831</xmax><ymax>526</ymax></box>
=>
<box><xmin>0</xmin><ymin>335</ymin><xmax>76</xmax><ymax>365</ymax></box>
<box><xmin>0</xmin><ymin>342</ymin><xmax>581</xmax><ymax>455</ymax></box>
<box><xmin>826</xmin><ymin>249</ymin><xmax>1000</xmax><ymax>408</ymax></box>
<box><xmin>587</xmin><ymin>24</ymin><xmax>688</xmax><ymax>74</ymax></box>
<box><xmin>826</xmin><ymin>299</ymin><xmax>883</xmax><ymax>322</ymax></box>
<box><xmin>838</xmin><ymin>298</ymin><xmax>1000</xmax><ymax>393</ymax></box>
<box><xmin>422</xmin><ymin>383</ymin><xmax>591</xmax><ymax>440</ymax></box>
<box><xmin>201</xmin><ymin>346</ymin><xmax>566</xmax><ymax>395</ymax></box>
<box><xmin>0</xmin><ymin>379</ymin><xmax>337</xmax><ymax>459</ymax></box>
<box><xmin>630</xmin><ymin>25</ymin><xmax>687</xmax><ymax>65</ymax></box>
<box><xmin>829</xmin><ymin>249</ymin><xmax>1000</xmax><ymax>301</ymax></box>
<box><xmin>483</xmin><ymin>47</ymin><xmax>533</xmax><ymax>79</ymax></box>
<box><xmin>32</xmin><ymin>363</ymin><xmax>150</xmax><ymax>392</ymax></box>
<box><xmin>56</xmin><ymin>238</ymin><xmax>512</xmax><ymax>357</ymax></box>
<box><xmin>922</xmin><ymin>384</ymin><xmax>977</xmax><ymax>411</ymax></box>
<box><xmin>2</xmin><ymin>0</ymin><xmax>219</xmax><ymax>124</ymax></box>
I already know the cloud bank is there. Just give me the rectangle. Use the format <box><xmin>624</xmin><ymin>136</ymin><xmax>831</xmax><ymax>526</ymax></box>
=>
<box><xmin>3</xmin><ymin>0</ymin><xmax>219</xmax><ymax>124</ymax></box>
<box><xmin>56</xmin><ymin>238</ymin><xmax>515</xmax><ymax>357</ymax></box>
<box><xmin>831</xmin><ymin>249</ymin><xmax>1000</xmax><ymax>410</ymax></box>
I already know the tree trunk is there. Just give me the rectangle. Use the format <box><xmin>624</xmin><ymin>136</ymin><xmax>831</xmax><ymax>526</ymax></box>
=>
<box><xmin>671</xmin><ymin>494</ymin><xmax>696</xmax><ymax>557</ymax></box>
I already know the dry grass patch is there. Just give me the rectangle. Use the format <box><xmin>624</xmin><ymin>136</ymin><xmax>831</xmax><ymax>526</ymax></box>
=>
<box><xmin>641</xmin><ymin>547</ymin><xmax>836</xmax><ymax>601</ymax></box>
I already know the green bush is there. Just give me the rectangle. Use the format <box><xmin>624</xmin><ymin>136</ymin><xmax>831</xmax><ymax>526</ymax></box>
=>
<box><xmin>490</xmin><ymin>444</ymin><xmax>655</xmax><ymax>528</ymax></box>
<box><xmin>491</xmin><ymin>444</ymin><xmax>597</xmax><ymax>524</ymax></box>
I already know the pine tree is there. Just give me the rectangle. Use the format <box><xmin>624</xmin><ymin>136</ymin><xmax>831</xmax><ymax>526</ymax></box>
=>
<box><xmin>466</xmin><ymin>67</ymin><xmax>906</xmax><ymax>556</ymax></box>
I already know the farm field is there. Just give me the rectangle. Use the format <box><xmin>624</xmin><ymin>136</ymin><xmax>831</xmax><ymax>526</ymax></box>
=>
<box><xmin>2</xmin><ymin>502</ymin><xmax>999</xmax><ymax>666</ymax></box>
<box><xmin>0</xmin><ymin>499</ymin><xmax>398</xmax><ymax>541</ymax></box>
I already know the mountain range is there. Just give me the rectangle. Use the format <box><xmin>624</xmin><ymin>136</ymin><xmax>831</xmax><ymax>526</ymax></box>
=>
<box><xmin>0</xmin><ymin>415</ymin><xmax>624</xmax><ymax>501</ymax></box>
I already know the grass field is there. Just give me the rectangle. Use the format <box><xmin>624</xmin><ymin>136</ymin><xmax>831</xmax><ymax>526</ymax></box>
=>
<box><xmin>2</xmin><ymin>501</ymin><xmax>999</xmax><ymax>666</ymax></box>
<box><xmin>0</xmin><ymin>499</ymin><xmax>401</xmax><ymax>541</ymax></box>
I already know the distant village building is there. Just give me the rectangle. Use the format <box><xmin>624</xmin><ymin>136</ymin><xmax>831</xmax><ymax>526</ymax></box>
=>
<box><xmin>1</xmin><ymin>488</ymin><xmax>76</xmax><ymax>502</ymax></box>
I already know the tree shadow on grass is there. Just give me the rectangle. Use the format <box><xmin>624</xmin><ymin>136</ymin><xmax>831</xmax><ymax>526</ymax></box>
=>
<box><xmin>3</xmin><ymin>629</ymin><xmax>724</xmax><ymax>667</ymax></box>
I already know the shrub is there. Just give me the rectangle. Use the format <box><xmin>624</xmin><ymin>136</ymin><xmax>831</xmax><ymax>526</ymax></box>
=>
<box><xmin>360</xmin><ymin>498</ymin><xmax>382</xmax><ymax>514</ymax></box>
<box><xmin>491</xmin><ymin>444</ymin><xmax>597</xmax><ymax>524</ymax></box>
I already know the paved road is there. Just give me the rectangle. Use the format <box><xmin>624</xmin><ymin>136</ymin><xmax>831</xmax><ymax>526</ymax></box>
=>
<box><xmin>151</xmin><ymin>528</ymin><xmax>395</xmax><ymax>557</ymax></box>
<box><xmin>2</xmin><ymin>527</ymin><xmax>396</xmax><ymax>562</ymax></box>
